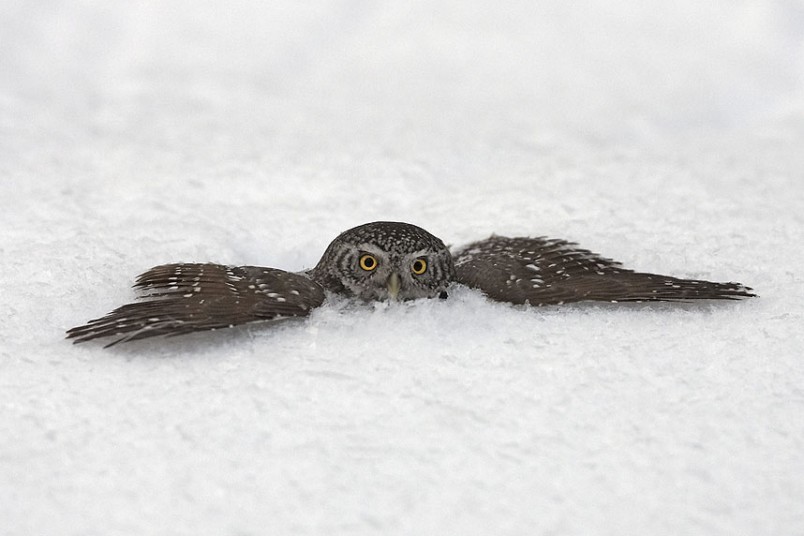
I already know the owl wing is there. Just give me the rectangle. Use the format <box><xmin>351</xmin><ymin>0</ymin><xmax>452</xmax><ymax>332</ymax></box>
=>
<box><xmin>66</xmin><ymin>263</ymin><xmax>326</xmax><ymax>347</ymax></box>
<box><xmin>452</xmin><ymin>236</ymin><xmax>756</xmax><ymax>305</ymax></box>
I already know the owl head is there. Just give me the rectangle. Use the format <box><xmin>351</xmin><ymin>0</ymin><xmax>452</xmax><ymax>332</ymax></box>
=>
<box><xmin>311</xmin><ymin>221</ymin><xmax>455</xmax><ymax>301</ymax></box>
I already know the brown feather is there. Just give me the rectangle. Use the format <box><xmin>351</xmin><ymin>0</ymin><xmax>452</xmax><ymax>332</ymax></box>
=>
<box><xmin>66</xmin><ymin>263</ymin><xmax>325</xmax><ymax>347</ymax></box>
<box><xmin>453</xmin><ymin>236</ymin><xmax>755</xmax><ymax>305</ymax></box>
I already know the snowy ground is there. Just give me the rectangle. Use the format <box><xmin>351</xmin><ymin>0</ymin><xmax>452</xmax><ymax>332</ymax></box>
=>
<box><xmin>2</xmin><ymin>1</ymin><xmax>803</xmax><ymax>535</ymax></box>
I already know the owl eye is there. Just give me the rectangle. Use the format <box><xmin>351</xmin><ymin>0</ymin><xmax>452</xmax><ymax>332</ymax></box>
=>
<box><xmin>359</xmin><ymin>254</ymin><xmax>378</xmax><ymax>271</ymax></box>
<box><xmin>411</xmin><ymin>258</ymin><xmax>427</xmax><ymax>275</ymax></box>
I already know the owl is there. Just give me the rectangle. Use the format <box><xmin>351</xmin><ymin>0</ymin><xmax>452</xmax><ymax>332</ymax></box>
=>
<box><xmin>67</xmin><ymin>221</ymin><xmax>756</xmax><ymax>347</ymax></box>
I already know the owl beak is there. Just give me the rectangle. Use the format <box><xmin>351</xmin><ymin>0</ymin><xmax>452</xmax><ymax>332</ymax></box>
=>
<box><xmin>386</xmin><ymin>272</ymin><xmax>401</xmax><ymax>301</ymax></box>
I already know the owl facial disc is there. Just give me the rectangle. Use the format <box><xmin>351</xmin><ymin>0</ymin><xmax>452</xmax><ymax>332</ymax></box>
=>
<box><xmin>310</xmin><ymin>221</ymin><xmax>456</xmax><ymax>302</ymax></box>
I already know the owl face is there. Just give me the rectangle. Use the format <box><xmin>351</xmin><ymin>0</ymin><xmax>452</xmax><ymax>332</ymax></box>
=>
<box><xmin>312</xmin><ymin>221</ymin><xmax>455</xmax><ymax>301</ymax></box>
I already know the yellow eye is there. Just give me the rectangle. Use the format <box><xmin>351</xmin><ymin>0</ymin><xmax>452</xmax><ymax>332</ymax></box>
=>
<box><xmin>411</xmin><ymin>258</ymin><xmax>427</xmax><ymax>275</ymax></box>
<box><xmin>359</xmin><ymin>254</ymin><xmax>378</xmax><ymax>271</ymax></box>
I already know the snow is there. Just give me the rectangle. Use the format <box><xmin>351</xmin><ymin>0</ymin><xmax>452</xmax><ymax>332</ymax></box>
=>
<box><xmin>1</xmin><ymin>1</ymin><xmax>803</xmax><ymax>534</ymax></box>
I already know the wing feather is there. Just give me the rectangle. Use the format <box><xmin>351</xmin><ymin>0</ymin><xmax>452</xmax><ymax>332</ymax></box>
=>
<box><xmin>452</xmin><ymin>236</ymin><xmax>756</xmax><ymax>305</ymax></box>
<box><xmin>67</xmin><ymin>263</ymin><xmax>325</xmax><ymax>346</ymax></box>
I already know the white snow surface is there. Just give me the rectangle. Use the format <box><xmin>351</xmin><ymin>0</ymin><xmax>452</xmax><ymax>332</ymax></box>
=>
<box><xmin>2</xmin><ymin>1</ymin><xmax>803</xmax><ymax>535</ymax></box>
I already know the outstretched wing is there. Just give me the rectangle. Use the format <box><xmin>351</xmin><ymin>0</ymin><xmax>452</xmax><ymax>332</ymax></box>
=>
<box><xmin>452</xmin><ymin>236</ymin><xmax>756</xmax><ymax>305</ymax></box>
<box><xmin>67</xmin><ymin>263</ymin><xmax>326</xmax><ymax>347</ymax></box>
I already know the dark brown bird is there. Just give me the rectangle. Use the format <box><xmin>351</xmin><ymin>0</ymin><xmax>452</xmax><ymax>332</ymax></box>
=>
<box><xmin>67</xmin><ymin>221</ymin><xmax>756</xmax><ymax>347</ymax></box>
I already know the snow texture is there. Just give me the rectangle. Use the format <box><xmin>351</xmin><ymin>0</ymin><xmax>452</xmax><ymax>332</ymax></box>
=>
<box><xmin>1</xmin><ymin>1</ymin><xmax>803</xmax><ymax>535</ymax></box>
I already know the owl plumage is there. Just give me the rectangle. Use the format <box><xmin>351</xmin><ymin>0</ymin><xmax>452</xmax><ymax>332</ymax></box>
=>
<box><xmin>67</xmin><ymin>221</ymin><xmax>755</xmax><ymax>346</ymax></box>
<box><xmin>310</xmin><ymin>221</ymin><xmax>455</xmax><ymax>301</ymax></box>
<box><xmin>67</xmin><ymin>264</ymin><xmax>325</xmax><ymax>347</ymax></box>
<box><xmin>452</xmin><ymin>235</ymin><xmax>754</xmax><ymax>305</ymax></box>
